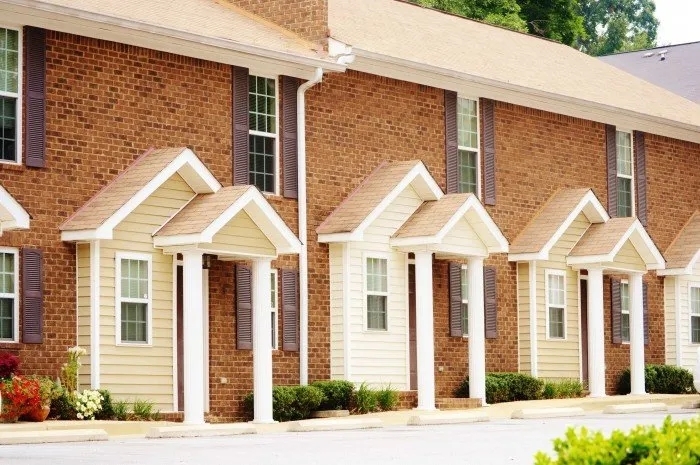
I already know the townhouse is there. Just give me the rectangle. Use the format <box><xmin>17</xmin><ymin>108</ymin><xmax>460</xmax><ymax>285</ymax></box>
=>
<box><xmin>0</xmin><ymin>0</ymin><xmax>698</xmax><ymax>424</ymax></box>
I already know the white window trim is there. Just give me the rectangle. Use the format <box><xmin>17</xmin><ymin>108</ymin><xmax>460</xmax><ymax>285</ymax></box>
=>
<box><xmin>689</xmin><ymin>283</ymin><xmax>700</xmax><ymax>345</ymax></box>
<box><xmin>456</xmin><ymin>95</ymin><xmax>481</xmax><ymax>199</ymax></box>
<box><xmin>615</xmin><ymin>129</ymin><xmax>635</xmax><ymax>217</ymax></box>
<box><xmin>0</xmin><ymin>25</ymin><xmax>22</xmax><ymax>166</ymax></box>
<box><xmin>0</xmin><ymin>247</ymin><xmax>19</xmax><ymax>343</ymax></box>
<box><xmin>248</xmin><ymin>74</ymin><xmax>280</xmax><ymax>196</ymax></box>
<box><xmin>271</xmin><ymin>268</ymin><xmax>278</xmax><ymax>350</ymax></box>
<box><xmin>363</xmin><ymin>252</ymin><xmax>389</xmax><ymax>332</ymax></box>
<box><xmin>545</xmin><ymin>269</ymin><xmax>567</xmax><ymax>341</ymax></box>
<box><xmin>115</xmin><ymin>251</ymin><xmax>153</xmax><ymax>347</ymax></box>
<box><xmin>620</xmin><ymin>279</ymin><xmax>630</xmax><ymax>344</ymax></box>
<box><xmin>461</xmin><ymin>264</ymin><xmax>469</xmax><ymax>338</ymax></box>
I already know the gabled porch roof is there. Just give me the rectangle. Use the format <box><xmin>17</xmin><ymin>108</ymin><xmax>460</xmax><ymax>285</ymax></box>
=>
<box><xmin>0</xmin><ymin>184</ymin><xmax>30</xmax><ymax>234</ymax></box>
<box><xmin>657</xmin><ymin>211</ymin><xmax>700</xmax><ymax>276</ymax></box>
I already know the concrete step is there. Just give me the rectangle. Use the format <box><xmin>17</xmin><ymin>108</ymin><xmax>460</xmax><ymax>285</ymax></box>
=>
<box><xmin>435</xmin><ymin>398</ymin><xmax>482</xmax><ymax>410</ymax></box>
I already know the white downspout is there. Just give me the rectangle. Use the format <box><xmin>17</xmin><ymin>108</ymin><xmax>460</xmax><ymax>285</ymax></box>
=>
<box><xmin>298</xmin><ymin>67</ymin><xmax>323</xmax><ymax>385</ymax></box>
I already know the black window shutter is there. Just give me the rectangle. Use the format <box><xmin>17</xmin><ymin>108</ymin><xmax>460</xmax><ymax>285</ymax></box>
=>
<box><xmin>281</xmin><ymin>269</ymin><xmax>299</xmax><ymax>351</ymax></box>
<box><xmin>634</xmin><ymin>131</ymin><xmax>647</xmax><ymax>227</ymax></box>
<box><xmin>445</xmin><ymin>90</ymin><xmax>458</xmax><ymax>194</ymax></box>
<box><xmin>22</xmin><ymin>248</ymin><xmax>43</xmax><ymax>343</ymax></box>
<box><xmin>606</xmin><ymin>125</ymin><xmax>618</xmax><ymax>217</ymax></box>
<box><xmin>281</xmin><ymin>76</ymin><xmax>299</xmax><ymax>199</ymax></box>
<box><xmin>643</xmin><ymin>281</ymin><xmax>649</xmax><ymax>345</ymax></box>
<box><xmin>611</xmin><ymin>278</ymin><xmax>622</xmax><ymax>344</ymax></box>
<box><xmin>232</xmin><ymin>66</ymin><xmax>249</xmax><ymax>186</ymax></box>
<box><xmin>235</xmin><ymin>264</ymin><xmax>253</xmax><ymax>350</ymax></box>
<box><xmin>25</xmin><ymin>27</ymin><xmax>46</xmax><ymax>168</ymax></box>
<box><xmin>484</xmin><ymin>266</ymin><xmax>497</xmax><ymax>339</ymax></box>
<box><xmin>449</xmin><ymin>263</ymin><xmax>462</xmax><ymax>337</ymax></box>
<box><xmin>482</xmin><ymin>98</ymin><xmax>496</xmax><ymax>206</ymax></box>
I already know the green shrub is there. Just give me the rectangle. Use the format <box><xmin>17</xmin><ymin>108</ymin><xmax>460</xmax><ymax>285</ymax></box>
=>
<box><xmin>542</xmin><ymin>379</ymin><xmax>584</xmax><ymax>400</ymax></box>
<box><xmin>456</xmin><ymin>373</ymin><xmax>544</xmax><ymax>404</ymax></box>
<box><xmin>131</xmin><ymin>399</ymin><xmax>155</xmax><ymax>420</ymax></box>
<box><xmin>49</xmin><ymin>388</ymin><xmax>77</xmax><ymax>420</ymax></box>
<box><xmin>535</xmin><ymin>416</ymin><xmax>700</xmax><ymax>465</ymax></box>
<box><xmin>617</xmin><ymin>364</ymin><xmax>696</xmax><ymax>395</ymax></box>
<box><xmin>353</xmin><ymin>382</ymin><xmax>378</xmax><ymax>414</ymax></box>
<box><xmin>376</xmin><ymin>385</ymin><xmax>399</xmax><ymax>411</ymax></box>
<box><xmin>311</xmin><ymin>380</ymin><xmax>355</xmax><ymax>410</ymax></box>
<box><xmin>112</xmin><ymin>400</ymin><xmax>129</xmax><ymax>421</ymax></box>
<box><xmin>94</xmin><ymin>389</ymin><xmax>114</xmax><ymax>420</ymax></box>
<box><xmin>245</xmin><ymin>385</ymin><xmax>325</xmax><ymax>422</ymax></box>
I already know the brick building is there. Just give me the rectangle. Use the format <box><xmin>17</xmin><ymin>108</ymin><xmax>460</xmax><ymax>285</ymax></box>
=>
<box><xmin>0</xmin><ymin>0</ymin><xmax>698</xmax><ymax>423</ymax></box>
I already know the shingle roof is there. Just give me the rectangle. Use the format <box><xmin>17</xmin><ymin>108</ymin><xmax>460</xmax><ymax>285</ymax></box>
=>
<box><xmin>569</xmin><ymin>217</ymin><xmax>636</xmax><ymax>257</ymax></box>
<box><xmin>155</xmin><ymin>186</ymin><xmax>253</xmax><ymax>237</ymax></box>
<box><xmin>600</xmin><ymin>42</ymin><xmax>700</xmax><ymax>103</ymax></box>
<box><xmin>316</xmin><ymin>160</ymin><xmax>422</xmax><ymax>235</ymax></box>
<box><xmin>60</xmin><ymin>147</ymin><xmax>189</xmax><ymax>231</ymax></box>
<box><xmin>19</xmin><ymin>0</ymin><xmax>329</xmax><ymax>63</ymax></box>
<box><xmin>510</xmin><ymin>188</ymin><xmax>592</xmax><ymax>254</ymax></box>
<box><xmin>663</xmin><ymin>211</ymin><xmax>700</xmax><ymax>270</ymax></box>
<box><xmin>393</xmin><ymin>193</ymin><xmax>473</xmax><ymax>238</ymax></box>
<box><xmin>328</xmin><ymin>0</ymin><xmax>700</xmax><ymax>129</ymax></box>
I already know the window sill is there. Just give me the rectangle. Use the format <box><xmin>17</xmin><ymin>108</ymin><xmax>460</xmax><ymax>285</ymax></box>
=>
<box><xmin>0</xmin><ymin>340</ymin><xmax>19</xmax><ymax>347</ymax></box>
<box><xmin>0</xmin><ymin>161</ymin><xmax>24</xmax><ymax>172</ymax></box>
<box><xmin>116</xmin><ymin>342</ymin><xmax>152</xmax><ymax>348</ymax></box>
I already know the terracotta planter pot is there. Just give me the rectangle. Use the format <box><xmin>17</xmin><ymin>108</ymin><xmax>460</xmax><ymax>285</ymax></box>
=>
<box><xmin>24</xmin><ymin>405</ymin><xmax>50</xmax><ymax>422</ymax></box>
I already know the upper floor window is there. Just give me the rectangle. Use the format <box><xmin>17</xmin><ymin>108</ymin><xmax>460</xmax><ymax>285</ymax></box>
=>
<box><xmin>546</xmin><ymin>270</ymin><xmax>566</xmax><ymax>339</ymax></box>
<box><xmin>249</xmin><ymin>75</ymin><xmax>277</xmax><ymax>194</ymax></box>
<box><xmin>620</xmin><ymin>280</ymin><xmax>630</xmax><ymax>343</ymax></box>
<box><xmin>365</xmin><ymin>256</ymin><xmax>388</xmax><ymax>331</ymax></box>
<box><xmin>0</xmin><ymin>249</ymin><xmax>17</xmax><ymax>342</ymax></box>
<box><xmin>457</xmin><ymin>97</ymin><xmax>479</xmax><ymax>195</ymax></box>
<box><xmin>616</xmin><ymin>131</ymin><xmax>634</xmax><ymax>218</ymax></box>
<box><xmin>0</xmin><ymin>28</ymin><xmax>20</xmax><ymax>163</ymax></box>
<box><xmin>117</xmin><ymin>254</ymin><xmax>151</xmax><ymax>345</ymax></box>
<box><xmin>460</xmin><ymin>267</ymin><xmax>469</xmax><ymax>337</ymax></box>
<box><xmin>691</xmin><ymin>286</ymin><xmax>700</xmax><ymax>344</ymax></box>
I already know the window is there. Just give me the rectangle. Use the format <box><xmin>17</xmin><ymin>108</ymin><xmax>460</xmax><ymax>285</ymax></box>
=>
<box><xmin>0</xmin><ymin>250</ymin><xmax>17</xmax><ymax>341</ymax></box>
<box><xmin>460</xmin><ymin>267</ymin><xmax>469</xmax><ymax>337</ymax></box>
<box><xmin>457</xmin><ymin>97</ymin><xmax>479</xmax><ymax>195</ymax></box>
<box><xmin>117</xmin><ymin>254</ymin><xmax>151</xmax><ymax>344</ymax></box>
<box><xmin>0</xmin><ymin>28</ymin><xmax>20</xmax><ymax>163</ymax></box>
<box><xmin>691</xmin><ymin>286</ymin><xmax>700</xmax><ymax>344</ymax></box>
<box><xmin>620</xmin><ymin>281</ymin><xmax>630</xmax><ymax>343</ymax></box>
<box><xmin>270</xmin><ymin>269</ymin><xmax>278</xmax><ymax>349</ymax></box>
<box><xmin>616</xmin><ymin>131</ymin><xmax>634</xmax><ymax>218</ymax></box>
<box><xmin>249</xmin><ymin>75</ymin><xmax>277</xmax><ymax>193</ymax></box>
<box><xmin>365</xmin><ymin>257</ymin><xmax>388</xmax><ymax>330</ymax></box>
<box><xmin>546</xmin><ymin>271</ymin><xmax>565</xmax><ymax>339</ymax></box>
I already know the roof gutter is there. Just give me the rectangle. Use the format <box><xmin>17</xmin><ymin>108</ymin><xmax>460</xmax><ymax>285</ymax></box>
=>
<box><xmin>351</xmin><ymin>47</ymin><xmax>700</xmax><ymax>141</ymax></box>
<box><xmin>4</xmin><ymin>0</ymin><xmax>345</xmax><ymax>71</ymax></box>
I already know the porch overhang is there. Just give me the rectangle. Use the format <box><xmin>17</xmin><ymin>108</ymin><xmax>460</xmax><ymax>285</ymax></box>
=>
<box><xmin>656</xmin><ymin>211</ymin><xmax>700</xmax><ymax>276</ymax></box>
<box><xmin>0</xmin><ymin>184</ymin><xmax>30</xmax><ymax>233</ymax></box>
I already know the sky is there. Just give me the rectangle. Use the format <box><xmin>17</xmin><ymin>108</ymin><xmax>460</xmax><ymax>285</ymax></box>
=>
<box><xmin>654</xmin><ymin>0</ymin><xmax>700</xmax><ymax>45</ymax></box>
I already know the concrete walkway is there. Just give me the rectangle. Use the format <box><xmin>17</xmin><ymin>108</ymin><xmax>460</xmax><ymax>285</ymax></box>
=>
<box><xmin>1</xmin><ymin>393</ymin><xmax>697</xmax><ymax>443</ymax></box>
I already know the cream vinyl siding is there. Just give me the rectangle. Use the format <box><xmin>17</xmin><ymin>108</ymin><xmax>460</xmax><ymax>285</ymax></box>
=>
<box><xmin>329</xmin><ymin>243</ymin><xmax>345</xmax><ymax>379</ymax></box>
<box><xmin>669</xmin><ymin>263</ymin><xmax>700</xmax><ymax>371</ymax></box>
<box><xmin>535</xmin><ymin>213</ymin><xmax>587</xmax><ymax>380</ymax></box>
<box><xmin>207</xmin><ymin>211</ymin><xmax>275</xmax><ymax>257</ymax></box>
<box><xmin>440</xmin><ymin>219</ymin><xmax>488</xmax><ymax>256</ymax></box>
<box><xmin>664</xmin><ymin>276</ymin><xmax>677</xmax><ymax>366</ymax></box>
<box><xmin>610</xmin><ymin>241</ymin><xmax>646</xmax><ymax>272</ymax></box>
<box><xmin>517</xmin><ymin>262</ymin><xmax>531</xmax><ymax>374</ymax></box>
<box><xmin>77</xmin><ymin>243</ymin><xmax>91</xmax><ymax>390</ymax></box>
<box><xmin>99</xmin><ymin>173</ymin><xmax>193</xmax><ymax>410</ymax></box>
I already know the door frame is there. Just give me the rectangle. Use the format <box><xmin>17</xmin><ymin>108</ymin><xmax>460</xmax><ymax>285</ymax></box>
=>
<box><xmin>578</xmin><ymin>273</ymin><xmax>588</xmax><ymax>387</ymax></box>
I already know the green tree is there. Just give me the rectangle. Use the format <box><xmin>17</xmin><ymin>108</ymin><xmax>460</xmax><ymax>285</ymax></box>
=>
<box><xmin>412</xmin><ymin>0</ymin><xmax>527</xmax><ymax>32</ymax></box>
<box><xmin>579</xmin><ymin>0</ymin><xmax>659</xmax><ymax>55</ymax></box>
<box><xmin>518</xmin><ymin>0</ymin><xmax>585</xmax><ymax>46</ymax></box>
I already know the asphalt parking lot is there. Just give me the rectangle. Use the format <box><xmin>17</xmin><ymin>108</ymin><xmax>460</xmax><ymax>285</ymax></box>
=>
<box><xmin>1</xmin><ymin>410</ymin><xmax>696</xmax><ymax>465</ymax></box>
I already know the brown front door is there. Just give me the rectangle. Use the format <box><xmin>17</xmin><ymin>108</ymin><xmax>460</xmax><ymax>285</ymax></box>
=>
<box><xmin>580</xmin><ymin>279</ymin><xmax>589</xmax><ymax>387</ymax></box>
<box><xmin>408</xmin><ymin>264</ymin><xmax>417</xmax><ymax>390</ymax></box>
<box><xmin>176</xmin><ymin>265</ymin><xmax>184</xmax><ymax>411</ymax></box>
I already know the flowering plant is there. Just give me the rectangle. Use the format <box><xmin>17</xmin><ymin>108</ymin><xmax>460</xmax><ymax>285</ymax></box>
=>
<box><xmin>0</xmin><ymin>353</ymin><xmax>20</xmax><ymax>380</ymax></box>
<box><xmin>0</xmin><ymin>376</ymin><xmax>42</xmax><ymax>420</ymax></box>
<box><xmin>61</xmin><ymin>346</ymin><xmax>86</xmax><ymax>393</ymax></box>
<box><xmin>75</xmin><ymin>389</ymin><xmax>103</xmax><ymax>420</ymax></box>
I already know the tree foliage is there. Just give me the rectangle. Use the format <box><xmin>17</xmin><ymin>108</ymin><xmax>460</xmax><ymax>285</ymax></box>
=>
<box><xmin>410</xmin><ymin>0</ymin><xmax>659</xmax><ymax>55</ymax></box>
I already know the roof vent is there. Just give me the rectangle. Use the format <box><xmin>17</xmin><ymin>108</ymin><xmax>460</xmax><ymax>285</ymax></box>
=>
<box><xmin>658</xmin><ymin>50</ymin><xmax>668</xmax><ymax>61</ymax></box>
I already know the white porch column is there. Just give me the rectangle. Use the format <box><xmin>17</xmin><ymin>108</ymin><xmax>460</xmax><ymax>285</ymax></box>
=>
<box><xmin>414</xmin><ymin>251</ymin><xmax>435</xmax><ymax>410</ymax></box>
<box><xmin>182</xmin><ymin>250</ymin><xmax>205</xmax><ymax>424</ymax></box>
<box><xmin>252</xmin><ymin>258</ymin><xmax>275</xmax><ymax>423</ymax></box>
<box><xmin>629</xmin><ymin>272</ymin><xmax>646</xmax><ymax>395</ymax></box>
<box><xmin>587</xmin><ymin>267</ymin><xmax>606</xmax><ymax>398</ymax></box>
<box><xmin>467</xmin><ymin>257</ymin><xmax>486</xmax><ymax>404</ymax></box>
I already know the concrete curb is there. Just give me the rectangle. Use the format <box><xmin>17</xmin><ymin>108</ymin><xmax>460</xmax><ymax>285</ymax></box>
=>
<box><xmin>288</xmin><ymin>417</ymin><xmax>383</xmax><ymax>432</ymax></box>
<box><xmin>603</xmin><ymin>403</ymin><xmax>668</xmax><ymax>414</ymax></box>
<box><xmin>146</xmin><ymin>424</ymin><xmax>256</xmax><ymax>439</ymax></box>
<box><xmin>681</xmin><ymin>401</ymin><xmax>700</xmax><ymax>409</ymax></box>
<box><xmin>407</xmin><ymin>412</ymin><xmax>489</xmax><ymax>426</ymax></box>
<box><xmin>511</xmin><ymin>407</ymin><xmax>585</xmax><ymax>419</ymax></box>
<box><xmin>0</xmin><ymin>428</ymin><xmax>108</xmax><ymax>445</ymax></box>
<box><xmin>311</xmin><ymin>410</ymin><xmax>350</xmax><ymax>418</ymax></box>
